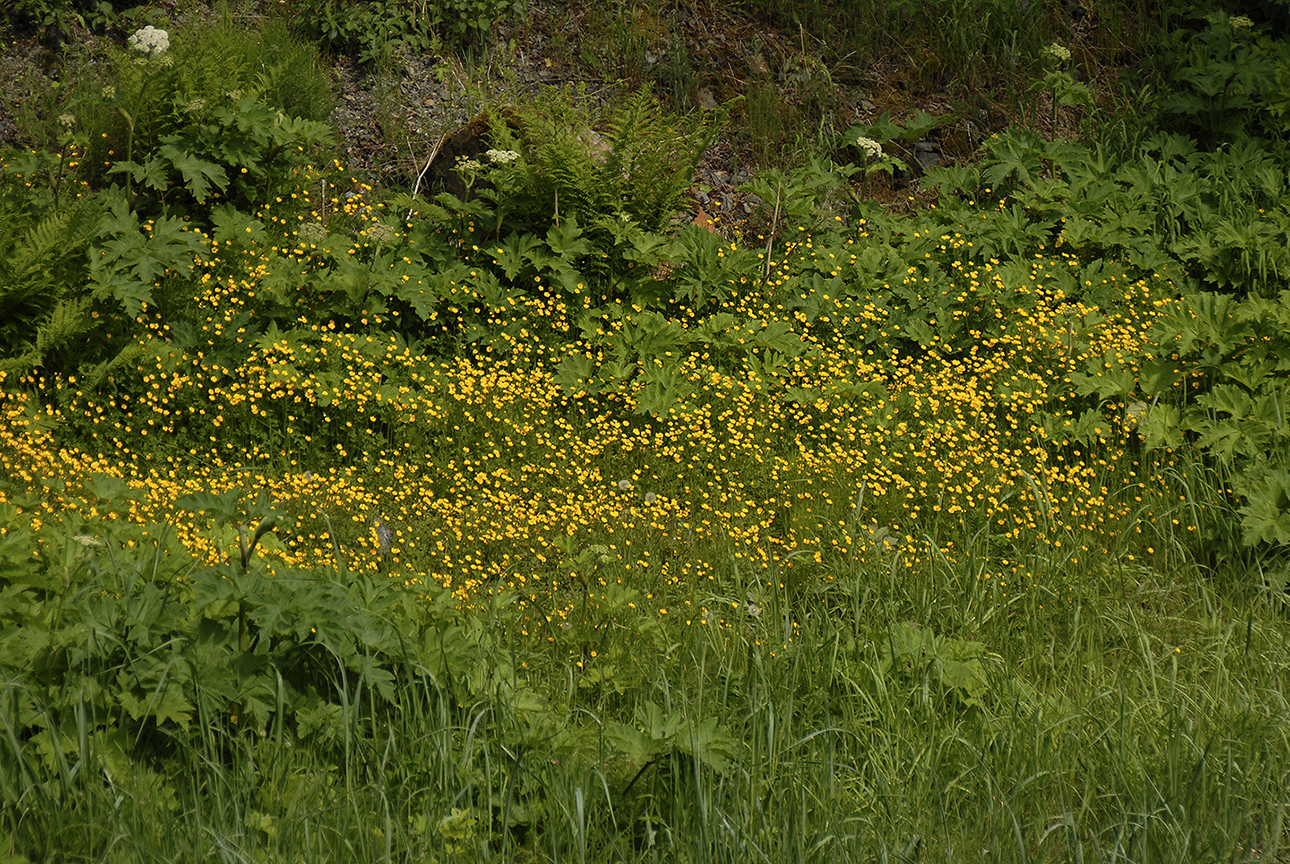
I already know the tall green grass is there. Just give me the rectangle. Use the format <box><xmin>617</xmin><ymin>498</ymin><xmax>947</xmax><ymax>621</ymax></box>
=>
<box><xmin>734</xmin><ymin>0</ymin><xmax>1055</xmax><ymax>89</ymax></box>
<box><xmin>3</xmin><ymin>467</ymin><xmax>1288</xmax><ymax>862</ymax></box>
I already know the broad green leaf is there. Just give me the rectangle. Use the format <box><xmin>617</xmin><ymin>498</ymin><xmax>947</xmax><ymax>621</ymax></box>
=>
<box><xmin>158</xmin><ymin>144</ymin><xmax>228</xmax><ymax>202</ymax></box>
<box><xmin>211</xmin><ymin>204</ymin><xmax>267</xmax><ymax>245</ymax></box>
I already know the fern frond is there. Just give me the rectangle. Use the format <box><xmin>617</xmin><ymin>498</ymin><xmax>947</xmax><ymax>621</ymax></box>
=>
<box><xmin>33</xmin><ymin>296</ymin><xmax>96</xmax><ymax>355</ymax></box>
<box><xmin>481</xmin><ymin>86</ymin><xmax>724</xmax><ymax>234</ymax></box>
<box><xmin>604</xmin><ymin>90</ymin><xmax>724</xmax><ymax>230</ymax></box>
<box><xmin>83</xmin><ymin>340</ymin><xmax>148</xmax><ymax>392</ymax></box>
<box><xmin>0</xmin><ymin>351</ymin><xmax>43</xmax><ymax>377</ymax></box>
<box><xmin>0</xmin><ymin>206</ymin><xmax>60</xmax><ymax>310</ymax></box>
<box><xmin>0</xmin><ymin>196</ymin><xmax>96</xmax><ymax>342</ymax></box>
<box><xmin>0</xmin><ymin>296</ymin><xmax>97</xmax><ymax>376</ymax></box>
<box><xmin>11</xmin><ymin>208</ymin><xmax>73</xmax><ymax>282</ymax></box>
<box><xmin>418</xmin><ymin>203</ymin><xmax>454</xmax><ymax>223</ymax></box>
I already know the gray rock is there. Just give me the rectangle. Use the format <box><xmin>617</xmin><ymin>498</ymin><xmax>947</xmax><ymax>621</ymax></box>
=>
<box><xmin>916</xmin><ymin>149</ymin><xmax>942</xmax><ymax>171</ymax></box>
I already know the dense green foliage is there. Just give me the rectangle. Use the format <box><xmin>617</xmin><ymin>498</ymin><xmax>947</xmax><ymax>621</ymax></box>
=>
<box><xmin>3</xmin><ymin>1</ymin><xmax>1290</xmax><ymax>861</ymax></box>
<box><xmin>295</xmin><ymin>0</ymin><xmax>520</xmax><ymax>62</ymax></box>
<box><xmin>4</xmin><ymin>488</ymin><xmax>1289</xmax><ymax>862</ymax></box>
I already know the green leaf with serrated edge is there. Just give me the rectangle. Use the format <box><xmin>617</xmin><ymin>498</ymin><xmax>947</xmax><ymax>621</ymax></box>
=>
<box><xmin>546</xmin><ymin>215</ymin><xmax>590</xmax><ymax>262</ymax></box>
<box><xmin>158</xmin><ymin>144</ymin><xmax>228</xmax><ymax>202</ymax></box>
<box><xmin>176</xmin><ymin>490</ymin><xmax>242</xmax><ymax>522</ymax></box>
<box><xmin>211</xmin><ymin>204</ymin><xmax>266</xmax><ymax>244</ymax></box>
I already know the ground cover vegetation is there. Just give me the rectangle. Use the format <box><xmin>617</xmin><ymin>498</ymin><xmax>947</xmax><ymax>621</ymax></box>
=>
<box><xmin>2</xmin><ymin>0</ymin><xmax>1290</xmax><ymax>860</ymax></box>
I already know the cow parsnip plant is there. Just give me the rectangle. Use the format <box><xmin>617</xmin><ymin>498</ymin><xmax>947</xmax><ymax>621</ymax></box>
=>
<box><xmin>1156</xmin><ymin>10</ymin><xmax>1290</xmax><ymax>146</ymax></box>
<box><xmin>1141</xmin><ymin>290</ymin><xmax>1290</xmax><ymax>554</ymax></box>
<box><xmin>33</xmin><ymin>17</ymin><xmax>338</xmax><ymax>196</ymax></box>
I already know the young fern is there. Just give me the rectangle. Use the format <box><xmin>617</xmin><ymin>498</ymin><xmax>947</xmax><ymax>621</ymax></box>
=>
<box><xmin>82</xmin><ymin>339</ymin><xmax>149</xmax><ymax>393</ymax></box>
<box><xmin>603</xmin><ymin>89</ymin><xmax>724</xmax><ymax>230</ymax></box>
<box><xmin>21</xmin><ymin>296</ymin><xmax>97</xmax><ymax>374</ymax></box>
<box><xmin>482</xmin><ymin>87</ymin><xmax>725</xmax><ymax>233</ymax></box>
<box><xmin>0</xmin><ymin>199</ymin><xmax>100</xmax><ymax>374</ymax></box>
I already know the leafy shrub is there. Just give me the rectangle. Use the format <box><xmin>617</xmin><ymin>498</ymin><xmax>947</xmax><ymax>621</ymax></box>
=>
<box><xmin>70</xmin><ymin>15</ymin><xmax>336</xmax><ymax>194</ymax></box>
<box><xmin>296</xmin><ymin>0</ymin><xmax>520</xmax><ymax>63</ymax></box>
<box><xmin>1</xmin><ymin>0</ymin><xmax>91</xmax><ymax>38</ymax></box>
<box><xmin>1156</xmin><ymin>10</ymin><xmax>1290</xmax><ymax>146</ymax></box>
<box><xmin>295</xmin><ymin>0</ymin><xmax>433</xmax><ymax>64</ymax></box>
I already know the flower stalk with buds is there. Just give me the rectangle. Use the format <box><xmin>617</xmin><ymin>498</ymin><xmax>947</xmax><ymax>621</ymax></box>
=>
<box><xmin>1032</xmin><ymin>42</ymin><xmax>1093</xmax><ymax>135</ymax></box>
<box><xmin>118</xmin><ymin>26</ymin><xmax>172</xmax><ymax>197</ymax></box>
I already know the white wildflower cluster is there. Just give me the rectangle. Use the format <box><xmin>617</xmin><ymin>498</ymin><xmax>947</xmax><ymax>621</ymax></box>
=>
<box><xmin>298</xmin><ymin>222</ymin><xmax>327</xmax><ymax>245</ymax></box>
<box><xmin>1230</xmin><ymin>15</ymin><xmax>1254</xmax><ymax>29</ymax></box>
<box><xmin>455</xmin><ymin>155</ymin><xmax>482</xmax><ymax>173</ymax></box>
<box><xmin>1042</xmin><ymin>42</ymin><xmax>1072</xmax><ymax>64</ymax></box>
<box><xmin>485</xmin><ymin>149</ymin><xmax>520</xmax><ymax>164</ymax></box>
<box><xmin>127</xmin><ymin>25</ymin><xmax>170</xmax><ymax>59</ymax></box>
<box><xmin>365</xmin><ymin>222</ymin><xmax>395</xmax><ymax>245</ymax></box>
<box><xmin>854</xmin><ymin>136</ymin><xmax>884</xmax><ymax>162</ymax></box>
<box><xmin>58</xmin><ymin>113</ymin><xmax>76</xmax><ymax>129</ymax></box>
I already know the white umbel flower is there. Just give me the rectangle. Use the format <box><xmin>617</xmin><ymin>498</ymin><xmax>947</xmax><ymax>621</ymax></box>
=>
<box><xmin>365</xmin><ymin>222</ymin><xmax>395</xmax><ymax>244</ymax></box>
<box><xmin>853</xmin><ymin>136</ymin><xmax>884</xmax><ymax>162</ymax></box>
<box><xmin>298</xmin><ymin>222</ymin><xmax>327</xmax><ymax>245</ymax></box>
<box><xmin>127</xmin><ymin>25</ymin><xmax>170</xmax><ymax>59</ymax></box>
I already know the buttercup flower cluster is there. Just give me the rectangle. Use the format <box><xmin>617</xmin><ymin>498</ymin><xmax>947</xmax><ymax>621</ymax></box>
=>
<box><xmin>0</xmin><ymin>159</ymin><xmax>1195</xmax><ymax>646</ymax></box>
